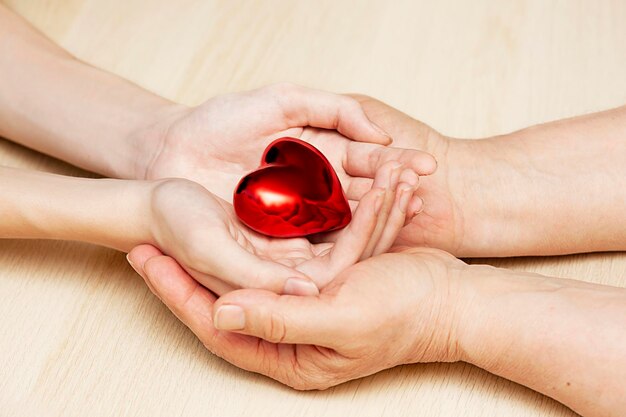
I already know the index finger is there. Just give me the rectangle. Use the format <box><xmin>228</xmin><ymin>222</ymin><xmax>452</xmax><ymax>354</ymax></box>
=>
<box><xmin>269</xmin><ymin>83</ymin><xmax>392</xmax><ymax>145</ymax></box>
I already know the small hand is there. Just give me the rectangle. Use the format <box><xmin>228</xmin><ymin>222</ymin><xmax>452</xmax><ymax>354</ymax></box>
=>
<box><xmin>141</xmin><ymin>161</ymin><xmax>417</xmax><ymax>296</ymax></box>
<box><xmin>141</xmin><ymin>84</ymin><xmax>437</xmax><ymax>209</ymax></box>
<box><xmin>127</xmin><ymin>244</ymin><xmax>468</xmax><ymax>389</ymax></box>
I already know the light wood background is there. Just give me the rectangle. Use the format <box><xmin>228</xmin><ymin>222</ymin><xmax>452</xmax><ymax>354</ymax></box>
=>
<box><xmin>1</xmin><ymin>1</ymin><xmax>625</xmax><ymax>416</ymax></box>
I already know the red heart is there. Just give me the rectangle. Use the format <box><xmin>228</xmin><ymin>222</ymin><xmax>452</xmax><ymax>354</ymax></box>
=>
<box><xmin>233</xmin><ymin>137</ymin><xmax>352</xmax><ymax>238</ymax></box>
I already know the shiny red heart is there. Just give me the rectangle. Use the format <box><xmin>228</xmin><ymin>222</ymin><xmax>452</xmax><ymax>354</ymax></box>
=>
<box><xmin>233</xmin><ymin>137</ymin><xmax>352</xmax><ymax>238</ymax></box>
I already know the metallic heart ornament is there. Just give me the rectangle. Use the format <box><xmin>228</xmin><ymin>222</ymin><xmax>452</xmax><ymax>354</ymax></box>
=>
<box><xmin>233</xmin><ymin>137</ymin><xmax>352</xmax><ymax>238</ymax></box>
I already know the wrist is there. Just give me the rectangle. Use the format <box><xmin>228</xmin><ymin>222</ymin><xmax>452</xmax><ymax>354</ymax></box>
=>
<box><xmin>400</xmin><ymin>249</ymin><xmax>472</xmax><ymax>365</ymax></box>
<box><xmin>125</xmin><ymin>102</ymin><xmax>190</xmax><ymax>180</ymax></box>
<box><xmin>453</xmin><ymin>263</ymin><xmax>546</xmax><ymax>370</ymax></box>
<box><xmin>443</xmin><ymin>134</ymin><xmax>538</xmax><ymax>256</ymax></box>
<box><xmin>70</xmin><ymin>178</ymin><xmax>158</xmax><ymax>252</ymax></box>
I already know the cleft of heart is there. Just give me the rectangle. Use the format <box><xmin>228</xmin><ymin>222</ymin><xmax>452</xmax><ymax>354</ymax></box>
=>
<box><xmin>233</xmin><ymin>137</ymin><xmax>352</xmax><ymax>238</ymax></box>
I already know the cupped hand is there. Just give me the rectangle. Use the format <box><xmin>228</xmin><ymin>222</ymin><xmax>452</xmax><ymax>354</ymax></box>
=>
<box><xmin>350</xmin><ymin>94</ymin><xmax>490</xmax><ymax>255</ymax></box>
<box><xmin>141</xmin><ymin>84</ymin><xmax>437</xmax><ymax>210</ymax></box>
<box><xmin>127</xmin><ymin>244</ymin><xmax>469</xmax><ymax>390</ymax></box>
<box><xmin>140</xmin><ymin>161</ymin><xmax>417</xmax><ymax>296</ymax></box>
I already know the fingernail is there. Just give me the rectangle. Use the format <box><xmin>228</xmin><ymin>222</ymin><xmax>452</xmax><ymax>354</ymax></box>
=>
<box><xmin>370</xmin><ymin>121</ymin><xmax>392</xmax><ymax>141</ymax></box>
<box><xmin>283</xmin><ymin>278</ymin><xmax>319</xmax><ymax>296</ymax></box>
<box><xmin>126</xmin><ymin>254</ymin><xmax>140</xmax><ymax>274</ymax></box>
<box><xmin>402</xmin><ymin>169</ymin><xmax>419</xmax><ymax>187</ymax></box>
<box><xmin>214</xmin><ymin>305</ymin><xmax>245</xmax><ymax>330</ymax></box>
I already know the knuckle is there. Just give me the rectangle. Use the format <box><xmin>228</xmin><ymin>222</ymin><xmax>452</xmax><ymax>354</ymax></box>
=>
<box><xmin>368</xmin><ymin>147</ymin><xmax>385</xmax><ymax>171</ymax></box>
<box><xmin>350</xmin><ymin>93</ymin><xmax>374</xmax><ymax>102</ymax></box>
<box><xmin>265</xmin><ymin>310</ymin><xmax>288</xmax><ymax>344</ymax></box>
<box><xmin>250</xmin><ymin>267</ymin><xmax>276</xmax><ymax>291</ymax></box>
<box><xmin>263</xmin><ymin>83</ymin><xmax>302</xmax><ymax>119</ymax></box>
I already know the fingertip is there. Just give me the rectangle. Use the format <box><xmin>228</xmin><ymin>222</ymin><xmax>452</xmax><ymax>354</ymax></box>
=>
<box><xmin>143</xmin><ymin>255</ymin><xmax>192</xmax><ymax>298</ymax></box>
<box><xmin>399</xmin><ymin>169</ymin><xmax>419</xmax><ymax>189</ymax></box>
<box><xmin>405</xmin><ymin>152</ymin><xmax>438</xmax><ymax>176</ymax></box>
<box><xmin>142</xmin><ymin>255</ymin><xmax>168</xmax><ymax>284</ymax></box>
<box><xmin>368</xmin><ymin>121</ymin><xmax>392</xmax><ymax>144</ymax></box>
<box><xmin>213</xmin><ymin>305</ymin><xmax>246</xmax><ymax>331</ymax></box>
<box><xmin>421</xmin><ymin>154</ymin><xmax>438</xmax><ymax>175</ymax></box>
<box><xmin>126</xmin><ymin>253</ymin><xmax>144</xmax><ymax>279</ymax></box>
<box><xmin>283</xmin><ymin>277</ymin><xmax>320</xmax><ymax>296</ymax></box>
<box><xmin>127</xmin><ymin>244</ymin><xmax>162</xmax><ymax>271</ymax></box>
<box><xmin>408</xmin><ymin>195</ymin><xmax>424</xmax><ymax>217</ymax></box>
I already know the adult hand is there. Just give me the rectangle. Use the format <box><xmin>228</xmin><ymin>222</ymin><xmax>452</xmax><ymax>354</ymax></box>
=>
<box><xmin>348</xmin><ymin>95</ymin><xmax>466</xmax><ymax>254</ymax></box>
<box><xmin>127</xmin><ymin>244</ymin><xmax>467</xmax><ymax>389</ymax></box>
<box><xmin>139</xmin><ymin>84</ymin><xmax>437</xmax><ymax>210</ymax></box>
<box><xmin>352</xmin><ymin>95</ymin><xmax>626</xmax><ymax>257</ymax></box>
<box><xmin>128</xmin><ymin>240</ymin><xmax>626</xmax><ymax>417</ymax></box>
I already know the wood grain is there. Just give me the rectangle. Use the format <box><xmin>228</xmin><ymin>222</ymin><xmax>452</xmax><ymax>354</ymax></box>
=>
<box><xmin>1</xmin><ymin>1</ymin><xmax>625</xmax><ymax>416</ymax></box>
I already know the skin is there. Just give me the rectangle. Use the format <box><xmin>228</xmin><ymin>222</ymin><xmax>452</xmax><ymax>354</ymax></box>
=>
<box><xmin>0</xmin><ymin>4</ymin><xmax>434</xmax><ymax>214</ymax></box>
<box><xmin>2</xmin><ymin>3</ymin><xmax>626</xmax><ymax>416</ymax></box>
<box><xmin>127</xmin><ymin>100</ymin><xmax>626</xmax><ymax>416</ymax></box>
<box><xmin>0</xmin><ymin>4</ymin><xmax>436</xmax><ymax>294</ymax></box>
<box><xmin>0</xmin><ymin>164</ymin><xmax>415</xmax><ymax>296</ymax></box>
<box><xmin>350</xmin><ymin>95</ymin><xmax>626</xmax><ymax>257</ymax></box>
<box><xmin>128</xmin><ymin>244</ymin><xmax>626</xmax><ymax>417</ymax></box>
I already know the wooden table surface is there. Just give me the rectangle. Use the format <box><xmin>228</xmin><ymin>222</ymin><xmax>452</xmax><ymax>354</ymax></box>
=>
<box><xmin>1</xmin><ymin>1</ymin><xmax>625</xmax><ymax>416</ymax></box>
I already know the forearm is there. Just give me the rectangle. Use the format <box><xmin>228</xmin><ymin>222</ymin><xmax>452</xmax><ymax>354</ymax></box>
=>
<box><xmin>0</xmin><ymin>166</ymin><xmax>156</xmax><ymax>251</ymax></box>
<box><xmin>448</xmin><ymin>106</ymin><xmax>626</xmax><ymax>256</ymax></box>
<box><xmin>0</xmin><ymin>4</ymin><xmax>183</xmax><ymax>178</ymax></box>
<box><xmin>458</xmin><ymin>265</ymin><xmax>626</xmax><ymax>416</ymax></box>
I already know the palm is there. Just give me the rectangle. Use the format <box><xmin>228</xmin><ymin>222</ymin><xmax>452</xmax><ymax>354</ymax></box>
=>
<box><xmin>236</xmin><ymin>248</ymin><xmax>460</xmax><ymax>389</ymax></box>
<box><xmin>238</xmin><ymin>228</ymin><xmax>334</xmax><ymax>285</ymax></box>
<box><xmin>202</xmin><ymin>196</ymin><xmax>388</xmax><ymax>291</ymax></box>
<box><xmin>153</xmin><ymin>159</ymin><xmax>413</xmax><ymax>297</ymax></box>
<box><xmin>147</xmin><ymin>92</ymin><xmax>436</xmax><ymax>212</ymax></box>
<box><xmin>129</xmin><ymin>243</ymin><xmax>464</xmax><ymax>390</ymax></box>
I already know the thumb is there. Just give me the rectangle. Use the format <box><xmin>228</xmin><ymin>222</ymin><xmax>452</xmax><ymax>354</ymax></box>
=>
<box><xmin>212</xmin><ymin>289</ymin><xmax>346</xmax><ymax>347</ymax></box>
<box><xmin>271</xmin><ymin>84</ymin><xmax>392</xmax><ymax>145</ymax></box>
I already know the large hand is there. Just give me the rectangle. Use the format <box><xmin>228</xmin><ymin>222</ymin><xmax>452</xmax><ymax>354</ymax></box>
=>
<box><xmin>127</xmin><ymin>244</ymin><xmax>468</xmax><ymax>389</ymax></box>
<box><xmin>351</xmin><ymin>95</ymin><xmax>516</xmax><ymax>256</ymax></box>
<box><xmin>348</xmin><ymin>95</ymin><xmax>461</xmax><ymax>252</ymax></box>
<box><xmin>357</xmin><ymin>96</ymin><xmax>626</xmax><ymax>258</ymax></box>
<box><xmin>141</xmin><ymin>84</ymin><xmax>437</xmax><ymax>208</ymax></box>
<box><xmin>140</xmin><ymin>160</ymin><xmax>416</xmax><ymax>296</ymax></box>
